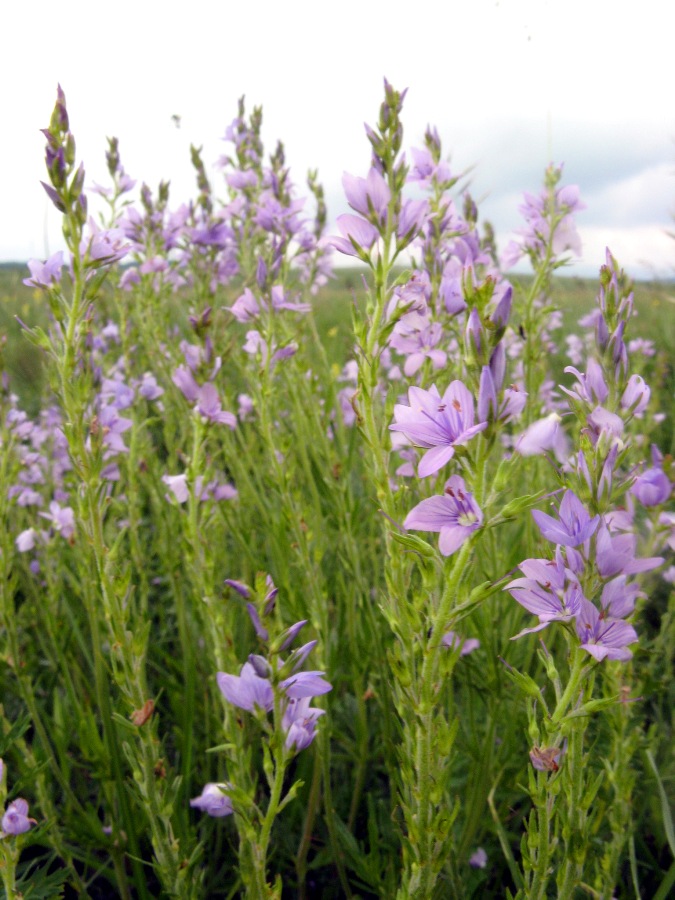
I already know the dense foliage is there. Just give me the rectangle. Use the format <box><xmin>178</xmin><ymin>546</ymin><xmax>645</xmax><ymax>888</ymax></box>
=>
<box><xmin>0</xmin><ymin>82</ymin><xmax>673</xmax><ymax>899</ymax></box>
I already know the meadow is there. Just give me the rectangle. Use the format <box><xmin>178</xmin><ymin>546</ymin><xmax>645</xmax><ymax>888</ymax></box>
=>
<box><xmin>0</xmin><ymin>83</ymin><xmax>673</xmax><ymax>899</ymax></box>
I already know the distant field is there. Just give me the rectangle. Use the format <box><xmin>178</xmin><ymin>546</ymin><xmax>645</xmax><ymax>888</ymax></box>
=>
<box><xmin>2</xmin><ymin>261</ymin><xmax>673</xmax><ymax>420</ymax></box>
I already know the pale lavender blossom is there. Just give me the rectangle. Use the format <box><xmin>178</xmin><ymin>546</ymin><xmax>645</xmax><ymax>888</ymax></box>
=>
<box><xmin>595</xmin><ymin>523</ymin><xmax>663</xmax><ymax>576</ymax></box>
<box><xmin>442</xmin><ymin>632</ymin><xmax>480</xmax><ymax>655</ymax></box>
<box><xmin>282</xmin><ymin>697</ymin><xmax>326</xmax><ymax>751</ymax></box>
<box><xmin>100</xmin><ymin>377</ymin><xmax>134</xmax><ymax>410</ymax></box>
<box><xmin>502</xmin><ymin>171</ymin><xmax>584</xmax><ymax>268</ymax></box>
<box><xmin>23</xmin><ymin>252</ymin><xmax>64</xmax><ymax>289</ymax></box>
<box><xmin>162</xmin><ymin>474</ymin><xmax>189</xmax><ymax>504</ymax></box>
<box><xmin>279</xmin><ymin>669</ymin><xmax>332</xmax><ymax>700</ymax></box>
<box><xmin>585</xmin><ymin>407</ymin><xmax>624</xmax><ymax>447</ymax></box>
<box><xmin>211</xmin><ymin>482</ymin><xmax>237</xmax><ymax>502</ymax></box>
<box><xmin>532</xmin><ymin>491</ymin><xmax>599</xmax><ymax>548</ymax></box>
<box><xmin>600</xmin><ymin>576</ymin><xmax>643</xmax><ymax>618</ymax></box>
<box><xmin>407</xmin><ymin>146</ymin><xmax>453</xmax><ymax>187</ymax></box>
<box><xmin>224</xmin><ymin>579</ymin><xmax>251</xmax><ymax>598</ymax></box>
<box><xmin>575</xmin><ymin>597</ymin><xmax>638</xmax><ymax>662</ymax></box>
<box><xmin>514</xmin><ymin>414</ymin><xmax>562</xmax><ymax>457</ymax></box>
<box><xmin>530</xmin><ymin>746</ymin><xmax>562</xmax><ymax>772</ymax></box>
<box><xmin>621</xmin><ymin>375</ymin><xmax>650</xmax><ymax>416</ymax></box>
<box><xmin>242</xmin><ymin>331</ymin><xmax>298</xmax><ymax>368</ymax></box>
<box><xmin>217</xmin><ymin>662</ymin><xmax>273</xmax><ymax>712</ymax></box>
<box><xmin>238</xmin><ymin>393</ymin><xmax>254</xmax><ymax>420</ymax></box>
<box><xmin>228</xmin><ymin>288</ymin><xmax>260</xmax><ymax>322</ymax></box>
<box><xmin>97</xmin><ymin>405</ymin><xmax>132</xmax><ymax>456</ymax></box>
<box><xmin>246</xmin><ymin>605</ymin><xmax>269</xmax><ymax>641</ymax></box>
<box><xmin>512</xmin><ymin>581</ymin><xmax>583</xmax><ymax>638</ymax></box>
<box><xmin>190</xmin><ymin>783</ymin><xmax>234</xmax><ymax>818</ymax></box>
<box><xmin>561</xmin><ymin>360</ymin><xmax>609</xmax><ymax>407</ymax></box>
<box><xmin>172</xmin><ymin>366</ymin><xmax>200</xmax><ymax>403</ymax></box>
<box><xmin>404</xmin><ymin>474</ymin><xmax>483</xmax><ymax>555</ymax></box>
<box><xmin>39</xmin><ymin>501</ymin><xmax>75</xmax><ymax>540</ymax></box>
<box><xmin>342</xmin><ymin>168</ymin><xmax>391</xmax><ymax>224</ymax></box>
<box><xmin>328</xmin><ymin>214</ymin><xmax>379</xmax><ymax>257</ymax></box>
<box><xmin>565</xmin><ymin>333</ymin><xmax>585</xmax><ymax>366</ymax></box>
<box><xmin>270</xmin><ymin>285</ymin><xmax>311</xmax><ymax>314</ymax></box>
<box><xmin>469</xmin><ymin>848</ymin><xmax>488</xmax><ymax>869</ymax></box>
<box><xmin>627</xmin><ymin>338</ymin><xmax>655</xmax><ymax>357</ymax></box>
<box><xmin>631</xmin><ymin>468</ymin><xmax>671</xmax><ymax>507</ymax></box>
<box><xmin>196</xmin><ymin>384</ymin><xmax>237</xmax><ymax>428</ymax></box>
<box><xmin>1</xmin><ymin>798</ymin><xmax>36</xmax><ymax>836</ymax></box>
<box><xmin>15</xmin><ymin>528</ymin><xmax>38</xmax><ymax>552</ymax></box>
<box><xmin>81</xmin><ymin>220</ymin><xmax>129</xmax><ymax>266</ymax></box>
<box><xmin>138</xmin><ymin>373</ymin><xmax>164</xmax><ymax>401</ymax></box>
<box><xmin>396</xmin><ymin>199</ymin><xmax>428</xmax><ymax>243</ymax></box>
<box><xmin>391</xmin><ymin>382</ymin><xmax>486</xmax><ymax>477</ymax></box>
<box><xmin>389</xmin><ymin>314</ymin><xmax>446</xmax><ymax>377</ymax></box>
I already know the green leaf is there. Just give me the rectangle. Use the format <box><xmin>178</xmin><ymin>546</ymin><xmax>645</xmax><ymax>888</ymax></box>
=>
<box><xmin>646</xmin><ymin>749</ymin><xmax>675</xmax><ymax>857</ymax></box>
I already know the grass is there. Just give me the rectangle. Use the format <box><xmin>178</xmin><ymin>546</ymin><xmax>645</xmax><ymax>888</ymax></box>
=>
<box><xmin>2</xmin><ymin>261</ymin><xmax>674</xmax><ymax>424</ymax></box>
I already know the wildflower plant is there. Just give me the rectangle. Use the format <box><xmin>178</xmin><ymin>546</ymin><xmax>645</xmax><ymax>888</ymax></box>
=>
<box><xmin>0</xmin><ymin>80</ymin><xmax>672</xmax><ymax>900</ymax></box>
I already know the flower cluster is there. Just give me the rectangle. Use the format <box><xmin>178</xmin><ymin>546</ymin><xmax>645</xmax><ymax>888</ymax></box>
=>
<box><xmin>0</xmin><ymin>761</ymin><xmax>36</xmax><ymax>838</ymax></box>
<box><xmin>190</xmin><ymin>577</ymin><xmax>332</xmax><ymax>819</ymax></box>
<box><xmin>508</xmin><ymin>488</ymin><xmax>661</xmax><ymax>660</ymax></box>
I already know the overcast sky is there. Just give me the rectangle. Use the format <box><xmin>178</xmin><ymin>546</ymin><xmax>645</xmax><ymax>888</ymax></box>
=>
<box><xmin>3</xmin><ymin>0</ymin><xmax>674</xmax><ymax>278</ymax></box>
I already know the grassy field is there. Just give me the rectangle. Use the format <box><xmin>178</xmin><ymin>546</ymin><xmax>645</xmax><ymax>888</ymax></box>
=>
<box><xmin>3</xmin><ymin>260</ymin><xmax>673</xmax><ymax>429</ymax></box>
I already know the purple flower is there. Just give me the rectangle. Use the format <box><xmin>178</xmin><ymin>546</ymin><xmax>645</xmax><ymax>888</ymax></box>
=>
<box><xmin>600</xmin><ymin>576</ymin><xmax>643</xmax><ymax>618</ymax></box>
<box><xmin>278</xmin><ymin>669</ymin><xmax>332</xmax><ymax>700</ymax></box>
<box><xmin>515</xmin><ymin>414</ymin><xmax>562</xmax><ymax>457</ymax></box>
<box><xmin>585</xmin><ymin>406</ymin><xmax>624</xmax><ymax>447</ymax></box>
<box><xmin>224</xmin><ymin>579</ymin><xmax>251</xmax><ymax>598</ymax></box>
<box><xmin>396</xmin><ymin>199</ymin><xmax>428</xmax><ymax>243</ymax></box>
<box><xmin>391</xmin><ymin>382</ymin><xmax>487</xmax><ymax>477</ymax></box>
<box><xmin>172</xmin><ymin>366</ymin><xmax>200</xmax><ymax>403</ymax></box>
<box><xmin>562</xmin><ymin>360</ymin><xmax>609</xmax><ymax>407</ymax></box>
<box><xmin>621</xmin><ymin>375</ymin><xmax>650</xmax><ymax>415</ymax></box>
<box><xmin>1</xmin><ymin>799</ymin><xmax>36</xmax><ymax>836</ymax></box>
<box><xmin>282</xmin><ymin>697</ymin><xmax>326</xmax><ymax>751</ymax></box>
<box><xmin>404</xmin><ymin>474</ymin><xmax>483</xmax><ymax>555</ymax></box>
<box><xmin>441</xmin><ymin>632</ymin><xmax>480</xmax><ymax>655</ymax></box>
<box><xmin>228</xmin><ymin>288</ymin><xmax>260</xmax><ymax>322</ymax></box>
<box><xmin>269</xmin><ymin>285</ymin><xmax>310</xmax><ymax>315</ymax></box>
<box><xmin>509</xmin><ymin>577</ymin><xmax>583</xmax><ymax>638</ymax></box>
<box><xmin>469</xmin><ymin>847</ymin><xmax>488</xmax><ymax>869</ymax></box>
<box><xmin>328</xmin><ymin>214</ymin><xmax>379</xmax><ymax>257</ymax></box>
<box><xmin>39</xmin><ymin>501</ymin><xmax>75</xmax><ymax>540</ymax></box>
<box><xmin>16</xmin><ymin>528</ymin><xmax>38</xmax><ymax>552</ymax></box>
<box><xmin>595</xmin><ymin>523</ymin><xmax>663</xmax><ymax>576</ymax></box>
<box><xmin>217</xmin><ymin>661</ymin><xmax>273</xmax><ymax>713</ymax></box>
<box><xmin>532</xmin><ymin>491</ymin><xmax>599</xmax><ymax>547</ymax></box>
<box><xmin>138</xmin><ymin>373</ymin><xmax>164</xmax><ymax>401</ymax></box>
<box><xmin>276</xmin><ymin>619</ymin><xmax>308</xmax><ymax>652</ymax></box>
<box><xmin>23</xmin><ymin>252</ymin><xmax>64</xmax><ymax>289</ymax></box>
<box><xmin>196</xmin><ymin>384</ymin><xmax>237</xmax><ymax>428</ymax></box>
<box><xmin>575</xmin><ymin>597</ymin><xmax>638</xmax><ymax>661</ymax></box>
<box><xmin>342</xmin><ymin>168</ymin><xmax>391</xmax><ymax>224</ymax></box>
<box><xmin>631</xmin><ymin>468</ymin><xmax>671</xmax><ymax>507</ymax></box>
<box><xmin>190</xmin><ymin>783</ymin><xmax>234</xmax><ymax>818</ymax></box>
<box><xmin>162</xmin><ymin>474</ymin><xmax>189</xmax><ymax>504</ymax></box>
<box><xmin>81</xmin><ymin>221</ymin><xmax>129</xmax><ymax>266</ymax></box>
<box><xmin>389</xmin><ymin>315</ymin><xmax>446</xmax><ymax>377</ymax></box>
<box><xmin>246</xmin><ymin>604</ymin><xmax>269</xmax><ymax>641</ymax></box>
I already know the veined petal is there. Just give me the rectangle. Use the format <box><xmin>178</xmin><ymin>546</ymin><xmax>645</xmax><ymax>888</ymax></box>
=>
<box><xmin>404</xmin><ymin>494</ymin><xmax>455</xmax><ymax>532</ymax></box>
<box><xmin>438</xmin><ymin>525</ymin><xmax>469</xmax><ymax>556</ymax></box>
<box><xmin>417</xmin><ymin>443</ymin><xmax>456</xmax><ymax>477</ymax></box>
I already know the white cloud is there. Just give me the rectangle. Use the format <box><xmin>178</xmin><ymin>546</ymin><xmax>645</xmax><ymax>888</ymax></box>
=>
<box><xmin>575</xmin><ymin>225</ymin><xmax>674</xmax><ymax>279</ymax></box>
<box><xmin>3</xmin><ymin>0</ymin><xmax>674</xmax><ymax>282</ymax></box>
